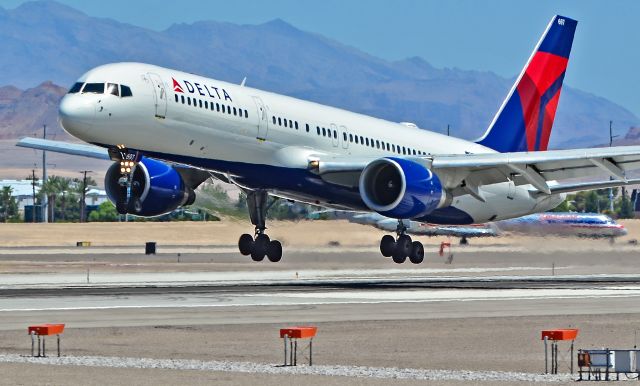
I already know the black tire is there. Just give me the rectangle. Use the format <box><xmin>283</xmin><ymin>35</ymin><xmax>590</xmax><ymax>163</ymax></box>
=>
<box><xmin>238</xmin><ymin>234</ymin><xmax>254</xmax><ymax>256</ymax></box>
<box><xmin>380</xmin><ymin>235</ymin><xmax>396</xmax><ymax>257</ymax></box>
<box><xmin>116</xmin><ymin>201</ymin><xmax>127</xmax><ymax>215</ymax></box>
<box><xmin>266</xmin><ymin>240</ymin><xmax>283</xmax><ymax>262</ymax></box>
<box><xmin>251</xmin><ymin>234</ymin><xmax>269</xmax><ymax>261</ymax></box>
<box><xmin>396</xmin><ymin>235</ymin><xmax>412</xmax><ymax>257</ymax></box>
<box><xmin>409</xmin><ymin>241</ymin><xmax>424</xmax><ymax>264</ymax></box>
<box><xmin>392</xmin><ymin>250</ymin><xmax>407</xmax><ymax>264</ymax></box>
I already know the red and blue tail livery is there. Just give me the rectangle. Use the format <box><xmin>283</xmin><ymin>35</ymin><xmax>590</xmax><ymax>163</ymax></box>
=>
<box><xmin>477</xmin><ymin>15</ymin><xmax>577</xmax><ymax>153</ymax></box>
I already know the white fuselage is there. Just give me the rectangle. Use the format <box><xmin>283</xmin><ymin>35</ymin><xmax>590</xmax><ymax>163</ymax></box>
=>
<box><xmin>59</xmin><ymin>62</ymin><xmax>564</xmax><ymax>224</ymax></box>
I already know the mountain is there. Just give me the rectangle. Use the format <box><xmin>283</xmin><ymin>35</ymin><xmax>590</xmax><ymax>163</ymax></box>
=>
<box><xmin>0</xmin><ymin>81</ymin><xmax>68</xmax><ymax>140</ymax></box>
<box><xmin>0</xmin><ymin>1</ymin><xmax>637</xmax><ymax>148</ymax></box>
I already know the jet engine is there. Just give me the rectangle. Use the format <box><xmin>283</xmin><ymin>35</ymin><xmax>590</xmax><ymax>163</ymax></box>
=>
<box><xmin>105</xmin><ymin>157</ymin><xmax>195</xmax><ymax>216</ymax></box>
<box><xmin>358</xmin><ymin>157</ymin><xmax>448</xmax><ymax>219</ymax></box>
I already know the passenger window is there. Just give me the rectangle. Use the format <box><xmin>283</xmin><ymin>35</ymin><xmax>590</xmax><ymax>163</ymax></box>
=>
<box><xmin>316</xmin><ymin>126</ymin><xmax>320</xmax><ymax>135</ymax></box>
<box><xmin>227</xmin><ymin>105</ymin><xmax>232</xmax><ymax>114</ymax></box>
<box><xmin>216</xmin><ymin>103</ymin><xmax>220</xmax><ymax>112</ymax></box>
<box><xmin>120</xmin><ymin>85</ymin><xmax>133</xmax><ymax>97</ymax></box>
<box><xmin>199</xmin><ymin>100</ymin><xmax>203</xmax><ymax>108</ymax></box>
<box><xmin>245</xmin><ymin>110</ymin><xmax>248</xmax><ymax>118</ymax></box>
<box><xmin>181</xmin><ymin>95</ymin><xmax>185</xmax><ymax>104</ymax></box>
<box><xmin>174</xmin><ymin>94</ymin><xmax>178</xmax><ymax>102</ymax></box>
<box><xmin>376</xmin><ymin>140</ymin><xmax>380</xmax><ymax>149</ymax></box>
<box><xmin>82</xmin><ymin>83</ymin><xmax>104</xmax><ymax>94</ymax></box>
<box><xmin>333</xmin><ymin>131</ymin><xmax>337</xmax><ymax>139</ymax></box>
<box><xmin>204</xmin><ymin>101</ymin><xmax>208</xmax><ymax>109</ymax></box>
<box><xmin>187</xmin><ymin>97</ymin><xmax>191</xmax><ymax>106</ymax></box>
<box><xmin>68</xmin><ymin>82</ymin><xmax>83</xmax><ymax>94</ymax></box>
<box><xmin>343</xmin><ymin>133</ymin><xmax>347</xmax><ymax>141</ymax></box>
<box><xmin>107</xmin><ymin>83</ymin><xmax>119</xmax><ymax>96</ymax></box>
<box><xmin>278</xmin><ymin>117</ymin><xmax>282</xmax><ymax>126</ymax></box>
<box><xmin>284</xmin><ymin>119</ymin><xmax>288</xmax><ymax>128</ymax></box>
<box><xmin>289</xmin><ymin>120</ymin><xmax>293</xmax><ymax>128</ymax></box>
<box><xmin>322</xmin><ymin>128</ymin><xmax>326</xmax><ymax>136</ymax></box>
<box><xmin>365</xmin><ymin>138</ymin><xmax>369</xmax><ymax>146</ymax></box>
<box><xmin>349</xmin><ymin>134</ymin><xmax>353</xmax><ymax>142</ymax></box>
<box><xmin>233</xmin><ymin>107</ymin><xmax>237</xmax><ymax>116</ymax></box>
<box><xmin>306</xmin><ymin>124</ymin><xmax>310</xmax><ymax>132</ymax></box>
<box><xmin>273</xmin><ymin>116</ymin><xmax>276</xmax><ymax>124</ymax></box>
<box><xmin>360</xmin><ymin>136</ymin><xmax>364</xmax><ymax>144</ymax></box>
<box><xmin>295</xmin><ymin>121</ymin><xmax>298</xmax><ymax>130</ymax></box>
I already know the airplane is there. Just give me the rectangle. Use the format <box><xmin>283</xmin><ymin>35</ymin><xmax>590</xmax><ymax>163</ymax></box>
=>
<box><xmin>16</xmin><ymin>14</ymin><xmax>640</xmax><ymax>265</ymax></box>
<box><xmin>494</xmin><ymin>212</ymin><xmax>628</xmax><ymax>239</ymax></box>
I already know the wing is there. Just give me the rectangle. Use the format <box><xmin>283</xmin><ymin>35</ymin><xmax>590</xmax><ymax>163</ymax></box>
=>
<box><xmin>16</xmin><ymin>137</ymin><xmax>211</xmax><ymax>190</ymax></box>
<box><xmin>311</xmin><ymin>146</ymin><xmax>640</xmax><ymax>196</ymax></box>
<box><xmin>16</xmin><ymin>137</ymin><xmax>110</xmax><ymax>160</ymax></box>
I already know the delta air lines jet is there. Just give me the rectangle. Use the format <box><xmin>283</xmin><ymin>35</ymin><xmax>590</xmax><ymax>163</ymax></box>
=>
<box><xmin>17</xmin><ymin>15</ymin><xmax>640</xmax><ymax>264</ymax></box>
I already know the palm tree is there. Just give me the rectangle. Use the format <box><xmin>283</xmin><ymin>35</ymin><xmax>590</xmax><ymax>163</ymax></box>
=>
<box><xmin>40</xmin><ymin>176</ymin><xmax>65</xmax><ymax>222</ymax></box>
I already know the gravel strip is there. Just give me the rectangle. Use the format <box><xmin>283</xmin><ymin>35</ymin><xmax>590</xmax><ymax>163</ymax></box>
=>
<box><xmin>0</xmin><ymin>353</ymin><xmax>573</xmax><ymax>382</ymax></box>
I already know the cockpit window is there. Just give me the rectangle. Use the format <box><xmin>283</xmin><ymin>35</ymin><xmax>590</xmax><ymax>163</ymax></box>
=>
<box><xmin>106</xmin><ymin>83</ymin><xmax>119</xmax><ymax>96</ymax></box>
<box><xmin>68</xmin><ymin>82</ymin><xmax>83</xmax><ymax>94</ymax></box>
<box><xmin>82</xmin><ymin>83</ymin><xmax>104</xmax><ymax>94</ymax></box>
<box><xmin>121</xmin><ymin>85</ymin><xmax>133</xmax><ymax>97</ymax></box>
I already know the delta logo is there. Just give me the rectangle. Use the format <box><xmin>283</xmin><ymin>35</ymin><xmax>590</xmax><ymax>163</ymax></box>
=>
<box><xmin>171</xmin><ymin>77</ymin><xmax>233</xmax><ymax>102</ymax></box>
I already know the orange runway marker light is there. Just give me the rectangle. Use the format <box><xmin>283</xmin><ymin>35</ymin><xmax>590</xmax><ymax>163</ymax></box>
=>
<box><xmin>280</xmin><ymin>326</ymin><xmax>317</xmax><ymax>339</ymax></box>
<box><xmin>28</xmin><ymin>324</ymin><xmax>65</xmax><ymax>336</ymax></box>
<box><xmin>541</xmin><ymin>328</ymin><xmax>578</xmax><ymax>341</ymax></box>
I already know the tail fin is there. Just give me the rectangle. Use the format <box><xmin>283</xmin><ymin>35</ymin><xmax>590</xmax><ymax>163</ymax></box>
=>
<box><xmin>476</xmin><ymin>15</ymin><xmax>577</xmax><ymax>152</ymax></box>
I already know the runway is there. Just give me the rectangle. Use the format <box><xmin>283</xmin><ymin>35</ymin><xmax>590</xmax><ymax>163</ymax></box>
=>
<box><xmin>2</xmin><ymin>245</ymin><xmax>640</xmax><ymax>384</ymax></box>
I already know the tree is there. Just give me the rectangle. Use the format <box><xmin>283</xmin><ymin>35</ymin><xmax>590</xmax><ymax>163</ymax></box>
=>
<box><xmin>0</xmin><ymin>186</ymin><xmax>18</xmax><ymax>223</ymax></box>
<box><xmin>73</xmin><ymin>175</ymin><xmax>97</xmax><ymax>222</ymax></box>
<box><xmin>88</xmin><ymin>201</ymin><xmax>118</xmax><ymax>222</ymax></box>
<box><xmin>617</xmin><ymin>187</ymin><xmax>635</xmax><ymax>219</ymax></box>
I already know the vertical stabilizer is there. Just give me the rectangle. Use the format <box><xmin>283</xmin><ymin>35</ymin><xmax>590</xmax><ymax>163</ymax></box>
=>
<box><xmin>476</xmin><ymin>15</ymin><xmax>577</xmax><ymax>152</ymax></box>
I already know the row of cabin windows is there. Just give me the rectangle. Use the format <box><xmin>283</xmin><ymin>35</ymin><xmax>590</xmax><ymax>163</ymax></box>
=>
<box><xmin>174</xmin><ymin>93</ymin><xmax>249</xmax><ymax>118</ymax></box>
<box><xmin>273</xmin><ymin>116</ymin><xmax>299</xmax><ymax>130</ymax></box>
<box><xmin>270</xmin><ymin>112</ymin><xmax>426</xmax><ymax>156</ymax></box>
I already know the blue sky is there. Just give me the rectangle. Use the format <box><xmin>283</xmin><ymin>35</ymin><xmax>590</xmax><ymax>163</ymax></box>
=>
<box><xmin>2</xmin><ymin>0</ymin><xmax>639</xmax><ymax>121</ymax></box>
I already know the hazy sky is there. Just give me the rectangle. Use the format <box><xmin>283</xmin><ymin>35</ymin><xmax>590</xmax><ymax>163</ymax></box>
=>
<box><xmin>1</xmin><ymin>0</ymin><xmax>639</xmax><ymax>122</ymax></box>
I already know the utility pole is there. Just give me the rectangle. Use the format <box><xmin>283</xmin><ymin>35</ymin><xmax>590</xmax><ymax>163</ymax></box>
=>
<box><xmin>30</xmin><ymin>169</ymin><xmax>36</xmax><ymax>223</ymax></box>
<box><xmin>42</xmin><ymin>124</ymin><xmax>48</xmax><ymax>223</ymax></box>
<box><xmin>79</xmin><ymin>170</ymin><xmax>92</xmax><ymax>222</ymax></box>
<box><xmin>609</xmin><ymin>121</ymin><xmax>619</xmax><ymax>212</ymax></box>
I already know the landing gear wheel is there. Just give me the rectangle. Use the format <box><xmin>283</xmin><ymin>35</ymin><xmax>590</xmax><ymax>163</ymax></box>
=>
<box><xmin>116</xmin><ymin>201</ymin><xmax>127</xmax><ymax>215</ymax></box>
<box><xmin>392</xmin><ymin>249</ymin><xmax>407</xmax><ymax>264</ymax></box>
<box><xmin>380</xmin><ymin>235</ymin><xmax>396</xmax><ymax>257</ymax></box>
<box><xmin>251</xmin><ymin>233</ymin><xmax>270</xmax><ymax>261</ymax></box>
<box><xmin>266</xmin><ymin>240</ymin><xmax>283</xmax><ymax>262</ymax></box>
<box><xmin>238</xmin><ymin>234</ymin><xmax>254</xmax><ymax>256</ymax></box>
<box><xmin>396</xmin><ymin>235</ymin><xmax>413</xmax><ymax>257</ymax></box>
<box><xmin>409</xmin><ymin>241</ymin><xmax>424</xmax><ymax>264</ymax></box>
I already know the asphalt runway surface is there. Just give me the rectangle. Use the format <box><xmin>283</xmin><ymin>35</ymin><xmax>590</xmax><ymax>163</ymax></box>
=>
<box><xmin>2</xmin><ymin>246</ymin><xmax>640</xmax><ymax>384</ymax></box>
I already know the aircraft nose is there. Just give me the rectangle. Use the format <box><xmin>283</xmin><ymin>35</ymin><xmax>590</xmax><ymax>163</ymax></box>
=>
<box><xmin>58</xmin><ymin>94</ymin><xmax>94</xmax><ymax>136</ymax></box>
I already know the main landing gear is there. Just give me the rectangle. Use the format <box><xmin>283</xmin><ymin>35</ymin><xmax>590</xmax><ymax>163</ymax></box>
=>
<box><xmin>237</xmin><ymin>190</ymin><xmax>283</xmax><ymax>262</ymax></box>
<box><xmin>379</xmin><ymin>220</ymin><xmax>425</xmax><ymax>264</ymax></box>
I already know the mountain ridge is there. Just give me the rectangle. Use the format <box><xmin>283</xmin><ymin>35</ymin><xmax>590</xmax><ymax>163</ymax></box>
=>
<box><xmin>0</xmin><ymin>0</ymin><xmax>637</xmax><ymax>147</ymax></box>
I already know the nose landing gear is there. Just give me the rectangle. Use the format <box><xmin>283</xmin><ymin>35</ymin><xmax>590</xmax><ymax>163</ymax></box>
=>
<box><xmin>109</xmin><ymin>145</ymin><xmax>142</xmax><ymax>215</ymax></box>
<box><xmin>379</xmin><ymin>219</ymin><xmax>424</xmax><ymax>264</ymax></box>
<box><xmin>237</xmin><ymin>189</ymin><xmax>283</xmax><ymax>262</ymax></box>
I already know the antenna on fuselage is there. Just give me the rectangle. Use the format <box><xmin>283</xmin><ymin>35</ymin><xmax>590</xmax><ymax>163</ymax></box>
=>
<box><xmin>240</xmin><ymin>77</ymin><xmax>247</xmax><ymax>87</ymax></box>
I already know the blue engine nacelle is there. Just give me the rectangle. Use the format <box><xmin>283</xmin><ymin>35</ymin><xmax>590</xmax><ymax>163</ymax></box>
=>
<box><xmin>358</xmin><ymin>157</ymin><xmax>448</xmax><ymax>219</ymax></box>
<box><xmin>105</xmin><ymin>157</ymin><xmax>195</xmax><ymax>217</ymax></box>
